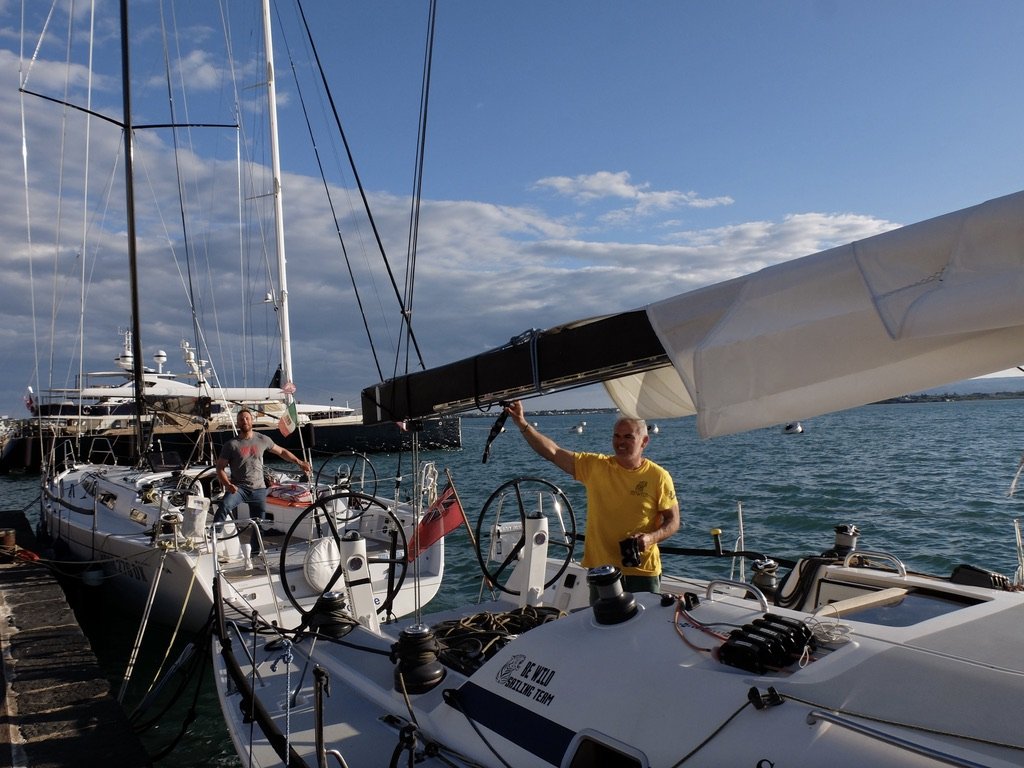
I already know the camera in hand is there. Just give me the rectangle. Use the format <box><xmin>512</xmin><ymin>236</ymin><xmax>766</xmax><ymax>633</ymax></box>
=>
<box><xmin>619</xmin><ymin>537</ymin><xmax>641</xmax><ymax>568</ymax></box>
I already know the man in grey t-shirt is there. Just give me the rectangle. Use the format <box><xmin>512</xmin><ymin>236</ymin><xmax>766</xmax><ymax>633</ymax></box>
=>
<box><xmin>215</xmin><ymin>408</ymin><xmax>311</xmax><ymax>555</ymax></box>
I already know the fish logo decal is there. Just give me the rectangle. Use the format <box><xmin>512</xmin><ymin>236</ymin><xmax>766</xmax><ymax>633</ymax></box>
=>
<box><xmin>496</xmin><ymin>654</ymin><xmax>526</xmax><ymax>685</ymax></box>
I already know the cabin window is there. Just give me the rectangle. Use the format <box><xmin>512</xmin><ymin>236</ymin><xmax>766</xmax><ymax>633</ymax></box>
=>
<box><xmin>816</xmin><ymin>579</ymin><xmax>980</xmax><ymax>626</ymax></box>
<box><xmin>564</xmin><ymin>735</ymin><xmax>646</xmax><ymax>768</ymax></box>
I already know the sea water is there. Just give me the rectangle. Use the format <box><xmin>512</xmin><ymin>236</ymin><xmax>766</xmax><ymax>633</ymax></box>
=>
<box><xmin>3</xmin><ymin>398</ymin><xmax>1024</xmax><ymax>766</ymax></box>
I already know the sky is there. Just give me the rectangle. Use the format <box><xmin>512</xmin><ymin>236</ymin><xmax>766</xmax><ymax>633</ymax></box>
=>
<box><xmin>2</xmin><ymin>0</ymin><xmax>1024</xmax><ymax>419</ymax></box>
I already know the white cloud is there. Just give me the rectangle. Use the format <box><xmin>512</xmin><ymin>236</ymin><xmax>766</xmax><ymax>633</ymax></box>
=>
<box><xmin>0</xmin><ymin>10</ymin><xmax>905</xmax><ymax>416</ymax></box>
<box><xmin>160</xmin><ymin>48</ymin><xmax>227</xmax><ymax>92</ymax></box>
<box><xmin>665</xmin><ymin>212</ymin><xmax>899</xmax><ymax>271</ymax></box>
<box><xmin>533</xmin><ymin>171</ymin><xmax>733</xmax><ymax>226</ymax></box>
<box><xmin>0</xmin><ymin>88</ymin><xmax>902</xmax><ymax>413</ymax></box>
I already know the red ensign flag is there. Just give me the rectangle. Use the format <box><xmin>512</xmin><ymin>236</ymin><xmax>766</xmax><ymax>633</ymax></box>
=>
<box><xmin>408</xmin><ymin>482</ymin><xmax>464</xmax><ymax>560</ymax></box>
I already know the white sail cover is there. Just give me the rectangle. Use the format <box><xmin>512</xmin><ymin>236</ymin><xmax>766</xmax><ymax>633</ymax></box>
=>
<box><xmin>605</xmin><ymin>190</ymin><xmax>1024</xmax><ymax>438</ymax></box>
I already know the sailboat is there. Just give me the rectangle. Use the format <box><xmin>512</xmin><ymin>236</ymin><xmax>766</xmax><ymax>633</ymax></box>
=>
<box><xmin>30</xmin><ymin>0</ymin><xmax>447</xmax><ymax>632</ymax></box>
<box><xmin>213</xmin><ymin>190</ymin><xmax>1024</xmax><ymax>766</ymax></box>
<box><xmin>8</xmin><ymin>1</ymin><xmax>459</xmax><ymax>473</ymax></box>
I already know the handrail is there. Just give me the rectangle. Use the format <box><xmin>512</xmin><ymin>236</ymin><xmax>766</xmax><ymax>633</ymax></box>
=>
<box><xmin>806</xmin><ymin>710</ymin><xmax>993</xmax><ymax>768</ymax></box>
<box><xmin>216</xmin><ymin>519</ymin><xmax>285</xmax><ymax>630</ymax></box>
<box><xmin>705</xmin><ymin>579</ymin><xmax>769</xmax><ymax>613</ymax></box>
<box><xmin>843</xmin><ymin>550</ymin><xmax>907</xmax><ymax>577</ymax></box>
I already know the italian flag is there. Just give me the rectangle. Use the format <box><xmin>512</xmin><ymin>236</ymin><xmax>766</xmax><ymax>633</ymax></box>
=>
<box><xmin>278</xmin><ymin>401</ymin><xmax>299</xmax><ymax>436</ymax></box>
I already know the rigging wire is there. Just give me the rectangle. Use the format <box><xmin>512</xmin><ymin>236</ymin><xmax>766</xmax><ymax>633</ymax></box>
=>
<box><xmin>396</xmin><ymin>0</ymin><xmax>439</xmax><ymax>384</ymax></box>
<box><xmin>292</xmin><ymin>0</ymin><xmax>427</xmax><ymax>372</ymax></box>
<box><xmin>156</xmin><ymin>0</ymin><xmax>205</xmax><ymax>381</ymax></box>
<box><xmin>151</xmin><ymin>0</ymin><xmax>276</xmax><ymax>397</ymax></box>
<box><xmin>51</xmin><ymin>4</ymin><xmax>73</xmax><ymax>408</ymax></box>
<box><xmin>219</xmin><ymin>0</ymin><xmax>278</xmax><ymax>390</ymax></box>
<box><xmin>272</xmin><ymin>1</ymin><xmax>385</xmax><ymax>383</ymax></box>
<box><xmin>17</xmin><ymin>0</ymin><xmax>53</xmax><ymax>433</ymax></box>
<box><xmin>21</xmin><ymin>0</ymin><xmax>104</xmax><ymax>459</ymax></box>
<box><xmin>75</xmin><ymin>1</ymin><xmax>97</xmax><ymax>458</ymax></box>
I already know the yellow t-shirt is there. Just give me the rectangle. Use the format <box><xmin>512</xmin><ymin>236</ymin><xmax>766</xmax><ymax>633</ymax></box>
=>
<box><xmin>574</xmin><ymin>452</ymin><xmax>677</xmax><ymax>577</ymax></box>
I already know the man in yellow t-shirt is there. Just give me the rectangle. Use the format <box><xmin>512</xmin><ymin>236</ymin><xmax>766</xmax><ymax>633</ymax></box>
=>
<box><xmin>505</xmin><ymin>400</ymin><xmax>679</xmax><ymax>595</ymax></box>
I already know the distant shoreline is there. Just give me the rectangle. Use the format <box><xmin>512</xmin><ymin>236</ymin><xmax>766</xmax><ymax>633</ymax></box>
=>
<box><xmin>462</xmin><ymin>389</ymin><xmax>1024</xmax><ymax>418</ymax></box>
<box><xmin>878</xmin><ymin>391</ymin><xmax>1024</xmax><ymax>404</ymax></box>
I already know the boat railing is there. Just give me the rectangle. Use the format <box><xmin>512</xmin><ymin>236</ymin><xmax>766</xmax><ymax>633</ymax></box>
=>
<box><xmin>805</xmin><ymin>710</ymin><xmax>991</xmax><ymax>768</ymax></box>
<box><xmin>705</xmin><ymin>579</ymin><xmax>770</xmax><ymax>612</ymax></box>
<box><xmin>211</xmin><ymin>521</ymin><xmax>287</xmax><ymax>630</ymax></box>
<box><xmin>86</xmin><ymin>437</ymin><xmax>118</xmax><ymax>466</ymax></box>
<box><xmin>842</xmin><ymin>550</ymin><xmax>907</xmax><ymax>577</ymax></box>
<box><xmin>59</xmin><ymin>439</ymin><xmax>78</xmax><ymax>470</ymax></box>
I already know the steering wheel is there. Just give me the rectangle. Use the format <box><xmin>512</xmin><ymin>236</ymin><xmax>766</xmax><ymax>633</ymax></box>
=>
<box><xmin>279</xmin><ymin>491</ymin><xmax>408</xmax><ymax>619</ymax></box>
<box><xmin>315</xmin><ymin>451</ymin><xmax>379</xmax><ymax>500</ymax></box>
<box><xmin>183</xmin><ymin>465</ymin><xmax>224</xmax><ymax>501</ymax></box>
<box><xmin>474</xmin><ymin>477</ymin><xmax>577</xmax><ymax>595</ymax></box>
<box><xmin>161</xmin><ymin>465</ymin><xmax>221</xmax><ymax>508</ymax></box>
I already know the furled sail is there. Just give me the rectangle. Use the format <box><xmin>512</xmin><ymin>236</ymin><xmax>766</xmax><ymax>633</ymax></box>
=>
<box><xmin>363</xmin><ymin>190</ymin><xmax>1024</xmax><ymax>437</ymax></box>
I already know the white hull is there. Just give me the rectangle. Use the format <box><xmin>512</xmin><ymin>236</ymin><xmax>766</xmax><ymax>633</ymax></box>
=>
<box><xmin>213</xmin><ymin>544</ymin><xmax>1024</xmax><ymax>768</ymax></box>
<box><xmin>42</xmin><ymin>461</ymin><xmax>444</xmax><ymax>633</ymax></box>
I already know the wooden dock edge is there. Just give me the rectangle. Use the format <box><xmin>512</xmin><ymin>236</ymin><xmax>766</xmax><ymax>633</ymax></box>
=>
<box><xmin>0</xmin><ymin>510</ymin><xmax>151</xmax><ymax>768</ymax></box>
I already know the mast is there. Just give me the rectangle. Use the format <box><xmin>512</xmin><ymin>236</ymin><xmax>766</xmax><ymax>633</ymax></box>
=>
<box><xmin>119</xmin><ymin>0</ymin><xmax>146</xmax><ymax>454</ymax></box>
<box><xmin>263</xmin><ymin>0</ymin><xmax>293</xmax><ymax>388</ymax></box>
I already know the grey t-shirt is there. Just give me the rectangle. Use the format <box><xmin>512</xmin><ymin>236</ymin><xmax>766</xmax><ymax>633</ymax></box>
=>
<box><xmin>219</xmin><ymin>433</ymin><xmax>276</xmax><ymax>488</ymax></box>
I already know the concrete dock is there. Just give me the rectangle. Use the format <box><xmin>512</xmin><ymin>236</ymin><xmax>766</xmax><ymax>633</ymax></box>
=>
<box><xmin>0</xmin><ymin>510</ymin><xmax>151</xmax><ymax>768</ymax></box>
